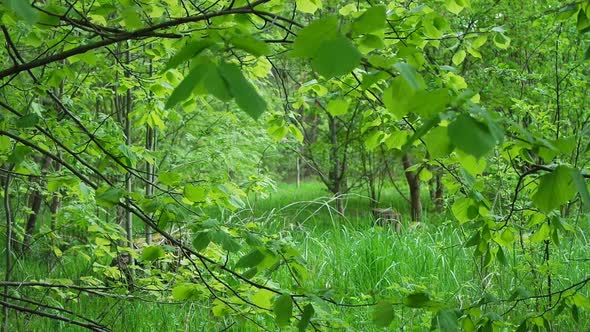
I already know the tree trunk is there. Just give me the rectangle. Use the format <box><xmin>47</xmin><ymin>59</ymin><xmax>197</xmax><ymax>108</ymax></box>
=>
<box><xmin>328</xmin><ymin>114</ymin><xmax>345</xmax><ymax>214</ymax></box>
<box><xmin>402</xmin><ymin>154</ymin><xmax>422</xmax><ymax>222</ymax></box>
<box><xmin>22</xmin><ymin>156</ymin><xmax>52</xmax><ymax>252</ymax></box>
<box><xmin>434</xmin><ymin>171</ymin><xmax>444</xmax><ymax>213</ymax></box>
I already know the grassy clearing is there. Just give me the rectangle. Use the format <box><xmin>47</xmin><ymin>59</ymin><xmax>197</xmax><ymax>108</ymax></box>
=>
<box><xmin>5</xmin><ymin>181</ymin><xmax>590</xmax><ymax>330</ymax></box>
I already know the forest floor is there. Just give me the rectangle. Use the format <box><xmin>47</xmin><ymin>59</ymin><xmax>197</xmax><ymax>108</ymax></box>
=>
<box><xmin>7</xmin><ymin>181</ymin><xmax>590</xmax><ymax>331</ymax></box>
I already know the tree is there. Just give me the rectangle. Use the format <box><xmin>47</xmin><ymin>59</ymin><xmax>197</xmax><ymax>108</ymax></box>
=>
<box><xmin>1</xmin><ymin>0</ymin><xmax>590</xmax><ymax>330</ymax></box>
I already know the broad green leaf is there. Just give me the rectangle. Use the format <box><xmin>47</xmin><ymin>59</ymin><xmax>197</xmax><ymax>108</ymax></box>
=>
<box><xmin>273</xmin><ymin>294</ymin><xmax>293</xmax><ymax>327</ymax></box>
<box><xmin>532</xmin><ymin>166</ymin><xmax>576</xmax><ymax>213</ymax></box>
<box><xmin>0</xmin><ymin>136</ymin><xmax>11</xmax><ymax>151</ymax></box>
<box><xmin>172</xmin><ymin>283</ymin><xmax>201</xmax><ymax>300</ymax></box>
<box><xmin>297</xmin><ymin>304</ymin><xmax>314</xmax><ymax>331</ymax></box>
<box><xmin>192</xmin><ymin>232</ymin><xmax>210</xmax><ymax>251</ymax></box>
<box><xmin>448</xmin><ymin>114</ymin><xmax>497</xmax><ymax>158</ymax></box>
<box><xmin>383</xmin><ymin>77</ymin><xmax>414</xmax><ymax>118</ymax></box>
<box><xmin>424</xmin><ymin>126</ymin><xmax>453</xmax><ymax>158</ymax></box>
<box><xmin>292</xmin><ymin>16</ymin><xmax>339</xmax><ymax>58</ymax></box>
<box><xmin>296</xmin><ymin>0</ymin><xmax>321</xmax><ymax>14</ymax></box>
<box><xmin>184</xmin><ymin>184</ymin><xmax>207</xmax><ymax>203</ymax></box>
<box><xmin>373</xmin><ymin>301</ymin><xmax>395</xmax><ymax>327</ymax></box>
<box><xmin>312</xmin><ymin>36</ymin><xmax>362</xmax><ymax>78</ymax></box>
<box><xmin>571</xmin><ymin>169</ymin><xmax>590</xmax><ymax>210</ymax></box>
<box><xmin>452</xmin><ymin>50</ymin><xmax>467</xmax><ymax>65</ymax></box>
<box><xmin>230</xmin><ymin>35</ymin><xmax>270</xmax><ymax>56</ymax></box>
<box><xmin>16</xmin><ymin>113</ymin><xmax>39</xmax><ymax>128</ymax></box>
<box><xmin>352</xmin><ymin>5</ymin><xmax>386</xmax><ymax>34</ymax></box>
<box><xmin>236</xmin><ymin>249</ymin><xmax>266</xmax><ymax>269</ymax></box>
<box><xmin>163</xmin><ymin>40</ymin><xmax>213</xmax><ymax>72</ymax></box>
<box><xmin>200</xmin><ymin>63</ymin><xmax>231</xmax><ymax>101</ymax></box>
<box><xmin>577</xmin><ymin>9</ymin><xmax>590</xmax><ymax>33</ymax></box>
<box><xmin>493</xmin><ymin>33</ymin><xmax>511</xmax><ymax>49</ymax></box>
<box><xmin>3</xmin><ymin>0</ymin><xmax>38</xmax><ymax>23</ymax></box>
<box><xmin>411</xmin><ymin>89</ymin><xmax>451</xmax><ymax>117</ymax></box>
<box><xmin>530</xmin><ymin>223</ymin><xmax>551</xmax><ymax>243</ymax></box>
<box><xmin>165</xmin><ymin>63</ymin><xmax>208</xmax><ymax>109</ymax></box>
<box><xmin>393</xmin><ymin>63</ymin><xmax>424</xmax><ymax>90</ymax></box>
<box><xmin>268</xmin><ymin>125</ymin><xmax>288</xmax><ymax>141</ymax></box>
<box><xmin>218</xmin><ymin>62</ymin><xmax>266</xmax><ymax>119</ymax></box>
<box><xmin>404</xmin><ymin>292</ymin><xmax>431</xmax><ymax>308</ymax></box>
<box><xmin>211</xmin><ymin>230</ymin><xmax>241</xmax><ymax>252</ymax></box>
<box><xmin>326</xmin><ymin>99</ymin><xmax>349</xmax><ymax>116</ymax></box>
<box><xmin>452</xmin><ymin>197</ymin><xmax>478</xmax><ymax>223</ymax></box>
<box><xmin>95</xmin><ymin>187</ymin><xmax>124</xmax><ymax>207</ymax></box>
<box><xmin>445</xmin><ymin>0</ymin><xmax>465</xmax><ymax>15</ymax></box>
<box><xmin>142</xmin><ymin>245</ymin><xmax>165</xmax><ymax>261</ymax></box>
<box><xmin>434</xmin><ymin>309</ymin><xmax>460</xmax><ymax>332</ymax></box>
<box><xmin>252</xmin><ymin>289</ymin><xmax>274</xmax><ymax>309</ymax></box>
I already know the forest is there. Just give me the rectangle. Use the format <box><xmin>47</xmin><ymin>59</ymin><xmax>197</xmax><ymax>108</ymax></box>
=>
<box><xmin>0</xmin><ymin>0</ymin><xmax>589</xmax><ymax>331</ymax></box>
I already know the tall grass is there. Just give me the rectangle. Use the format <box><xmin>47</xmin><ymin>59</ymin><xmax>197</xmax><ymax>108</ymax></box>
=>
<box><xmin>4</xmin><ymin>181</ymin><xmax>590</xmax><ymax>330</ymax></box>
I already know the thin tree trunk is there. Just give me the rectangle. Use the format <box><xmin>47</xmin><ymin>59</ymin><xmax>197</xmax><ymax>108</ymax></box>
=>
<box><xmin>434</xmin><ymin>171</ymin><xmax>444</xmax><ymax>213</ymax></box>
<box><xmin>124</xmin><ymin>47</ymin><xmax>133</xmax><ymax>251</ymax></box>
<box><xmin>2</xmin><ymin>165</ymin><xmax>14</xmax><ymax>332</ymax></box>
<box><xmin>402</xmin><ymin>154</ymin><xmax>422</xmax><ymax>222</ymax></box>
<box><xmin>22</xmin><ymin>156</ymin><xmax>52</xmax><ymax>252</ymax></box>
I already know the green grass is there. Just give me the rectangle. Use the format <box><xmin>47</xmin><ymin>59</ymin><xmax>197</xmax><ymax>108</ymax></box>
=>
<box><xmin>4</xmin><ymin>181</ymin><xmax>590</xmax><ymax>331</ymax></box>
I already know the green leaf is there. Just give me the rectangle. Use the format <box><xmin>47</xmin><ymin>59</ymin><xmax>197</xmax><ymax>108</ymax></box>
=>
<box><xmin>452</xmin><ymin>197</ymin><xmax>478</xmax><ymax>223</ymax></box>
<box><xmin>16</xmin><ymin>113</ymin><xmax>39</xmax><ymax>128</ymax></box>
<box><xmin>424</xmin><ymin>126</ymin><xmax>453</xmax><ymax>159</ymax></box>
<box><xmin>297</xmin><ymin>304</ymin><xmax>314</xmax><ymax>331</ymax></box>
<box><xmin>230</xmin><ymin>35</ymin><xmax>270</xmax><ymax>56</ymax></box>
<box><xmin>445</xmin><ymin>0</ymin><xmax>466</xmax><ymax>15</ymax></box>
<box><xmin>292</xmin><ymin>16</ymin><xmax>339</xmax><ymax>58</ymax></box>
<box><xmin>165</xmin><ymin>63</ymin><xmax>208</xmax><ymax>109</ymax></box>
<box><xmin>273</xmin><ymin>294</ymin><xmax>293</xmax><ymax>327</ymax></box>
<box><xmin>532</xmin><ymin>166</ymin><xmax>577</xmax><ymax>213</ymax></box>
<box><xmin>373</xmin><ymin>301</ymin><xmax>395</xmax><ymax>327</ymax></box>
<box><xmin>184</xmin><ymin>184</ymin><xmax>207</xmax><ymax>203</ymax></box>
<box><xmin>218</xmin><ymin>62</ymin><xmax>266</xmax><ymax>119</ymax></box>
<box><xmin>448</xmin><ymin>114</ymin><xmax>497</xmax><ymax>158</ymax></box>
<box><xmin>163</xmin><ymin>40</ymin><xmax>213</xmax><ymax>72</ymax></box>
<box><xmin>434</xmin><ymin>309</ymin><xmax>460</xmax><ymax>332</ymax></box>
<box><xmin>192</xmin><ymin>232</ymin><xmax>210</xmax><ymax>251</ymax></box>
<box><xmin>3</xmin><ymin>0</ymin><xmax>38</xmax><ymax>23</ymax></box>
<box><xmin>577</xmin><ymin>9</ymin><xmax>590</xmax><ymax>33</ymax></box>
<box><xmin>393</xmin><ymin>63</ymin><xmax>424</xmax><ymax>90</ymax></box>
<box><xmin>352</xmin><ymin>5</ymin><xmax>386</xmax><ymax>34</ymax></box>
<box><xmin>411</xmin><ymin>89</ymin><xmax>451</xmax><ymax>117</ymax></box>
<box><xmin>530</xmin><ymin>223</ymin><xmax>551</xmax><ymax>243</ymax></box>
<box><xmin>571</xmin><ymin>169</ymin><xmax>590</xmax><ymax>210</ymax></box>
<box><xmin>236</xmin><ymin>249</ymin><xmax>266</xmax><ymax>269</ymax></box>
<box><xmin>95</xmin><ymin>187</ymin><xmax>124</xmax><ymax>208</ymax></box>
<box><xmin>326</xmin><ymin>99</ymin><xmax>349</xmax><ymax>116</ymax></box>
<box><xmin>452</xmin><ymin>50</ymin><xmax>467</xmax><ymax>65</ymax></box>
<box><xmin>296</xmin><ymin>0</ymin><xmax>321</xmax><ymax>14</ymax></box>
<box><xmin>142</xmin><ymin>245</ymin><xmax>165</xmax><ymax>261</ymax></box>
<box><xmin>404</xmin><ymin>292</ymin><xmax>431</xmax><ymax>308</ymax></box>
<box><xmin>312</xmin><ymin>36</ymin><xmax>362</xmax><ymax>78</ymax></box>
<box><xmin>200</xmin><ymin>63</ymin><xmax>231</xmax><ymax>101</ymax></box>
<box><xmin>211</xmin><ymin>230</ymin><xmax>241</xmax><ymax>252</ymax></box>
<box><xmin>172</xmin><ymin>283</ymin><xmax>201</xmax><ymax>300</ymax></box>
<box><xmin>493</xmin><ymin>33</ymin><xmax>511</xmax><ymax>49</ymax></box>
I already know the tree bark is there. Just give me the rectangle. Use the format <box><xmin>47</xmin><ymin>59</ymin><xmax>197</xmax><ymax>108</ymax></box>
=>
<box><xmin>402</xmin><ymin>154</ymin><xmax>422</xmax><ymax>222</ymax></box>
<box><xmin>22</xmin><ymin>156</ymin><xmax>53</xmax><ymax>252</ymax></box>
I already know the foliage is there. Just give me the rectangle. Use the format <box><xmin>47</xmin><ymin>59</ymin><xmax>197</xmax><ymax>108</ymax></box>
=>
<box><xmin>0</xmin><ymin>0</ymin><xmax>589</xmax><ymax>331</ymax></box>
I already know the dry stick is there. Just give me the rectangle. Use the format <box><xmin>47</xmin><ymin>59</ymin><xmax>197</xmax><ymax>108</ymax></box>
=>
<box><xmin>2</xmin><ymin>164</ymin><xmax>13</xmax><ymax>332</ymax></box>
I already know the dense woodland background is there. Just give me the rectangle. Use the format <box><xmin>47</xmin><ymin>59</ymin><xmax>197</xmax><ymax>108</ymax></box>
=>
<box><xmin>0</xmin><ymin>0</ymin><xmax>590</xmax><ymax>331</ymax></box>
